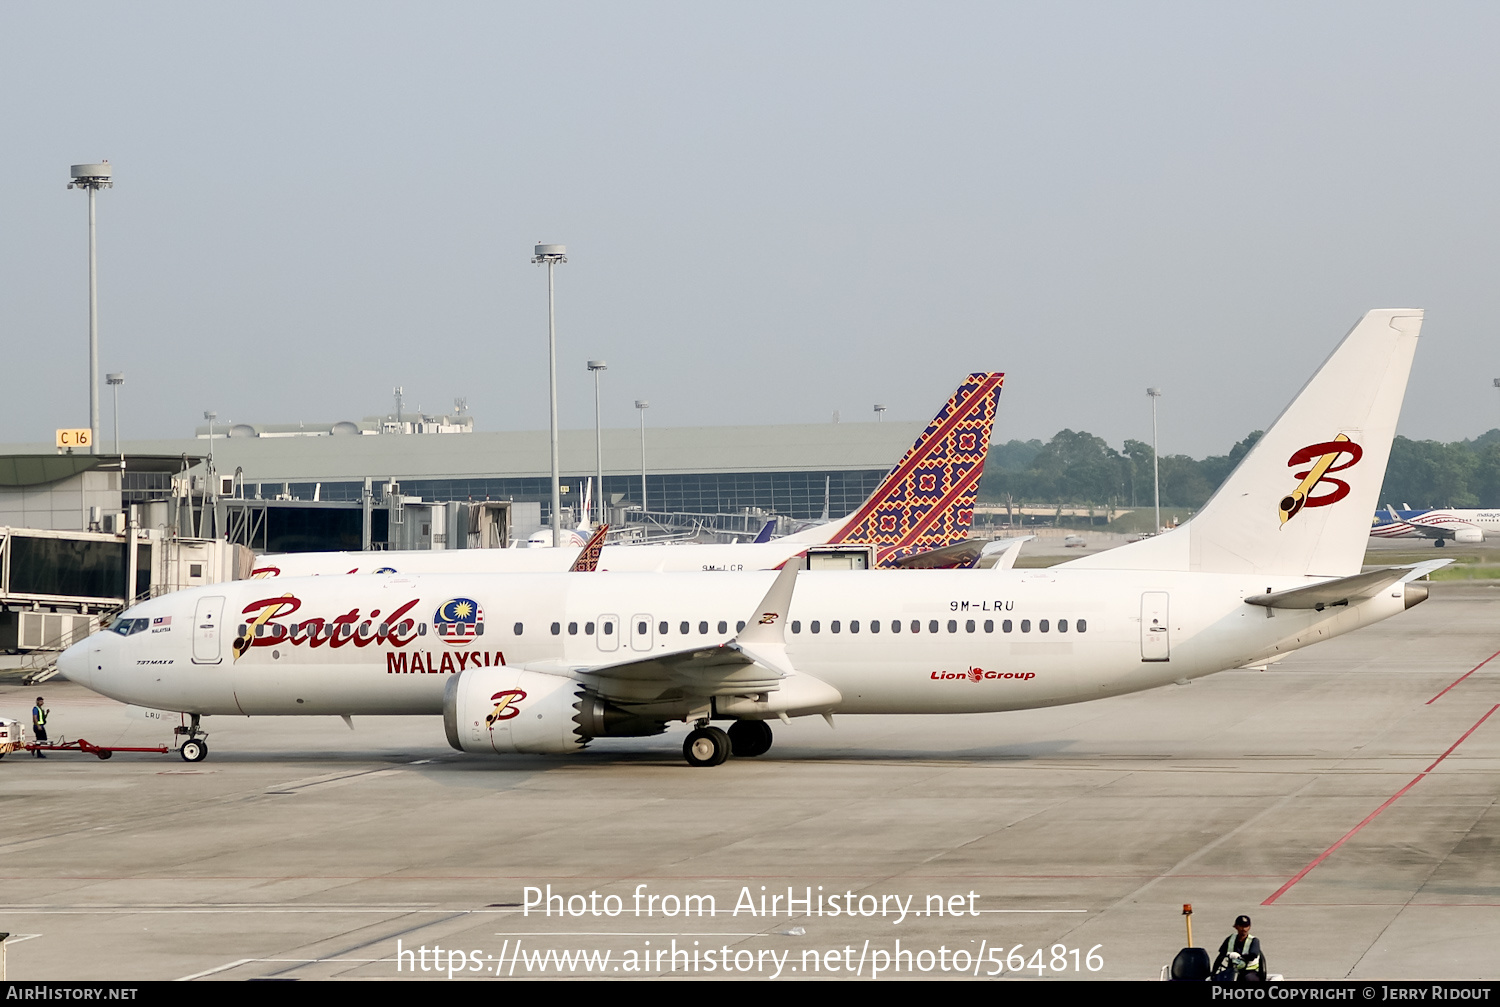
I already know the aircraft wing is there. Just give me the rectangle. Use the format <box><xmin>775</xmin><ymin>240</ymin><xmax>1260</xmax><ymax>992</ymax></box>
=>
<box><xmin>514</xmin><ymin>565</ymin><xmax>834</xmax><ymax>711</ymax></box>
<box><xmin>1244</xmin><ymin>560</ymin><xmax>1450</xmax><ymax>610</ymax></box>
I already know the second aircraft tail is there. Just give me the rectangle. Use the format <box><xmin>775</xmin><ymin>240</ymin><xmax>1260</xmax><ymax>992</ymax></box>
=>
<box><xmin>807</xmin><ymin>372</ymin><xmax>1004</xmax><ymax>567</ymax></box>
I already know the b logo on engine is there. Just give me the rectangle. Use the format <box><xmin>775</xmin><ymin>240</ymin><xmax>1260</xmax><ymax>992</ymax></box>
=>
<box><xmin>486</xmin><ymin>689</ymin><xmax>526</xmax><ymax>726</ymax></box>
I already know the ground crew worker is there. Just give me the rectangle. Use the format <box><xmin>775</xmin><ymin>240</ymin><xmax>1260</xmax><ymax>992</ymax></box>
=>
<box><xmin>31</xmin><ymin>696</ymin><xmax>48</xmax><ymax>758</ymax></box>
<box><xmin>1212</xmin><ymin>914</ymin><xmax>1264</xmax><ymax>982</ymax></box>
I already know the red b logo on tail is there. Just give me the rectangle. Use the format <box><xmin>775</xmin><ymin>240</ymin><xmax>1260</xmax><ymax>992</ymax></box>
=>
<box><xmin>1279</xmin><ymin>435</ymin><xmax>1362</xmax><ymax>525</ymax></box>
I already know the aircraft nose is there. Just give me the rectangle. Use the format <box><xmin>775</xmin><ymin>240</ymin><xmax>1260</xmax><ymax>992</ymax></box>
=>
<box><xmin>56</xmin><ymin>636</ymin><xmax>93</xmax><ymax>687</ymax></box>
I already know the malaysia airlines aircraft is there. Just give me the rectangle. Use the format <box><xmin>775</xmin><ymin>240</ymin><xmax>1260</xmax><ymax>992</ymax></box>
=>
<box><xmin>1370</xmin><ymin>505</ymin><xmax>1500</xmax><ymax>545</ymax></box>
<box><xmin>60</xmin><ymin>310</ymin><xmax>1440</xmax><ymax>767</ymax></box>
<box><xmin>252</xmin><ymin>373</ymin><xmax>1005</xmax><ymax>577</ymax></box>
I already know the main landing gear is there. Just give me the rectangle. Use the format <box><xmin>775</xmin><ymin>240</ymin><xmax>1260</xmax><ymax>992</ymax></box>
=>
<box><xmin>175</xmin><ymin>714</ymin><xmax>209</xmax><ymax>763</ymax></box>
<box><xmin>728</xmin><ymin>720</ymin><xmax>773</xmax><ymax>758</ymax></box>
<box><xmin>682</xmin><ymin>720</ymin><xmax>775</xmax><ymax>767</ymax></box>
<box><xmin>683</xmin><ymin>726</ymin><xmax>730</xmax><ymax>767</ymax></box>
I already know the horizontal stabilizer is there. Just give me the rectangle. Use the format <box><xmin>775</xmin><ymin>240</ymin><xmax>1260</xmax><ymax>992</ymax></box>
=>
<box><xmin>1245</xmin><ymin>560</ymin><xmax>1450</xmax><ymax>610</ymax></box>
<box><xmin>887</xmin><ymin>539</ymin><xmax>987</xmax><ymax>569</ymax></box>
<box><xmin>979</xmin><ymin>535</ymin><xmax>1034</xmax><ymax>570</ymax></box>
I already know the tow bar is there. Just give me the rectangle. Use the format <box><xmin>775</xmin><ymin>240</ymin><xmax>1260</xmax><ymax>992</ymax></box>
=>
<box><xmin>22</xmin><ymin>738</ymin><xmax>170</xmax><ymax>760</ymax></box>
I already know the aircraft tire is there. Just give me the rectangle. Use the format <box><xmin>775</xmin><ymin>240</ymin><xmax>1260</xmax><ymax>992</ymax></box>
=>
<box><xmin>683</xmin><ymin>727</ymin><xmax>730</xmax><ymax>767</ymax></box>
<box><xmin>728</xmin><ymin>720</ymin><xmax>773</xmax><ymax>758</ymax></box>
<box><xmin>180</xmin><ymin>739</ymin><xmax>208</xmax><ymax>763</ymax></box>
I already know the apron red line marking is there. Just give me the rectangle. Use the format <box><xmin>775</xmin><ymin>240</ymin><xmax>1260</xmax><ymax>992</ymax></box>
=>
<box><xmin>1426</xmin><ymin>646</ymin><xmax>1500</xmax><ymax>704</ymax></box>
<box><xmin>1261</xmin><ymin>703</ymin><xmax>1500</xmax><ymax>906</ymax></box>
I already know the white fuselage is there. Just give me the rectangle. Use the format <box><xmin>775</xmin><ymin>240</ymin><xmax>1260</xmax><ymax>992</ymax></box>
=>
<box><xmin>63</xmin><ymin>568</ymin><xmax>1413</xmax><ymax>721</ymax></box>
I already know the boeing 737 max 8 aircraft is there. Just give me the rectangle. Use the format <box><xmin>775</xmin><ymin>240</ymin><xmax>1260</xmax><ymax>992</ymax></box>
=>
<box><xmin>61</xmin><ymin>311</ymin><xmax>1439</xmax><ymax>766</ymax></box>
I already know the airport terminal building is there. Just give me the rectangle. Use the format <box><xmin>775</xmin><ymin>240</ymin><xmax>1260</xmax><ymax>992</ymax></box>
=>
<box><xmin>1</xmin><ymin>416</ymin><xmax>925</xmax><ymax>550</ymax></box>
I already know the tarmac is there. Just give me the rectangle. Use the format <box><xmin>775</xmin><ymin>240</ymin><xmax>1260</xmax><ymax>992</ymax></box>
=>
<box><xmin>1</xmin><ymin>580</ymin><xmax>1498</xmax><ymax>981</ymax></box>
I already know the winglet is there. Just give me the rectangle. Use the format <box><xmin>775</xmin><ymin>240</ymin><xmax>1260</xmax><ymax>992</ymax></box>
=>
<box><xmin>738</xmin><ymin>564</ymin><xmax>799</xmax><ymax>647</ymax></box>
<box><xmin>730</xmin><ymin>564</ymin><xmax>801</xmax><ymax>677</ymax></box>
<box><xmin>569</xmin><ymin>524</ymin><xmax>609</xmax><ymax>572</ymax></box>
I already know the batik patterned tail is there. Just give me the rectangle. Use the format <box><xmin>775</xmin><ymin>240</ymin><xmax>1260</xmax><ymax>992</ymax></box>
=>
<box><xmin>830</xmin><ymin>372</ymin><xmax>1004</xmax><ymax>568</ymax></box>
<box><xmin>570</xmin><ymin>524</ymin><xmax>609</xmax><ymax>572</ymax></box>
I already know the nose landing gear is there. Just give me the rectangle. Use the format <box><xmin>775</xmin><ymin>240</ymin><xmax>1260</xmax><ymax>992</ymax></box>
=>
<box><xmin>175</xmin><ymin>714</ymin><xmax>210</xmax><ymax>763</ymax></box>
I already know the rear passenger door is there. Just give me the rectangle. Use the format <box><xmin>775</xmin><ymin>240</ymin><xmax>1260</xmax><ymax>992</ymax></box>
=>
<box><xmin>1140</xmin><ymin>592</ymin><xmax>1170</xmax><ymax>662</ymax></box>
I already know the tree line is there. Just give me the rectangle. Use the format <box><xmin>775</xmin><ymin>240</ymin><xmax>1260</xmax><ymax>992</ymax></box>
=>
<box><xmin>977</xmin><ymin>429</ymin><xmax>1500</xmax><ymax>511</ymax></box>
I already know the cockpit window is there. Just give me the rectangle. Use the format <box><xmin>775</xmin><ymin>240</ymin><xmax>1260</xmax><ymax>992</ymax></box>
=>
<box><xmin>111</xmin><ymin>617</ymin><xmax>149</xmax><ymax>636</ymax></box>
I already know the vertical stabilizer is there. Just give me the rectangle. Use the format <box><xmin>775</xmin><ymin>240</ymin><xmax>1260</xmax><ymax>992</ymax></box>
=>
<box><xmin>819</xmin><ymin>372</ymin><xmax>1005</xmax><ymax>567</ymax></box>
<box><xmin>1063</xmin><ymin>310</ymin><xmax>1421</xmax><ymax>578</ymax></box>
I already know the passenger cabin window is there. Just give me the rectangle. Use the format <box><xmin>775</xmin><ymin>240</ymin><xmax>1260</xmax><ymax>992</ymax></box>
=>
<box><xmin>947</xmin><ymin>620</ymin><xmax>957</xmax><ymax>633</ymax></box>
<box><xmin>1078</xmin><ymin>619</ymin><xmax>1087</xmax><ymax>633</ymax></box>
<box><xmin>984</xmin><ymin>620</ymin><xmax>993</xmax><ymax>633</ymax></box>
<box><xmin>869</xmin><ymin>619</ymin><xmax>879</xmax><ymax>634</ymax></box>
<box><xmin>791</xmin><ymin>620</ymin><xmax>801</xmax><ymax>634</ymax></box>
<box><xmin>911</xmin><ymin>620</ymin><xmax>920</xmax><ymax>633</ymax></box>
<box><xmin>680</xmin><ymin>621</ymin><xmax>689</xmax><ymax>635</ymax></box>
<box><xmin>568</xmin><ymin>622</ymin><xmax>579</xmax><ymax>635</ymax></box>
<box><xmin>550</xmin><ymin>622</ymin><xmax>561</xmax><ymax>636</ymax></box>
<box><xmin>1040</xmin><ymin>619</ymin><xmax>1049</xmax><ymax>633</ymax></box>
<box><xmin>891</xmin><ymin>620</ymin><xmax>901</xmax><ymax>633</ymax></box>
<box><xmin>659</xmin><ymin>621</ymin><xmax>668</xmax><ymax>635</ymax></box>
<box><xmin>1020</xmin><ymin>619</ymin><xmax>1031</xmax><ymax>633</ymax></box>
<box><xmin>811</xmin><ymin>621</ymin><xmax>821</xmax><ymax>634</ymax></box>
<box><xmin>718</xmin><ymin>621</ymin><xmax>728</xmax><ymax>634</ymax></box>
<box><xmin>585</xmin><ymin>622</ymin><xmax>596</xmax><ymax>635</ymax></box>
<box><xmin>514</xmin><ymin>622</ymin><xmax>525</xmax><ymax>635</ymax></box>
<box><xmin>850</xmin><ymin>620</ymin><xmax>860</xmax><ymax>633</ymax></box>
<box><xmin>1058</xmin><ymin>619</ymin><xmax>1068</xmax><ymax>633</ymax></box>
<box><xmin>736</xmin><ymin>621</ymin><xmax>746</xmax><ymax>632</ymax></box>
<box><xmin>699</xmin><ymin>621</ymin><xmax>709</xmax><ymax>635</ymax></box>
<box><xmin>831</xmin><ymin>621</ymin><xmax>841</xmax><ymax>634</ymax></box>
<box><xmin>966</xmin><ymin>620</ymin><xmax>975</xmax><ymax>633</ymax></box>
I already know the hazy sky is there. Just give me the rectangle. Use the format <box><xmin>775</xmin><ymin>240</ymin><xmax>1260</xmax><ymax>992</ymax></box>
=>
<box><xmin>4</xmin><ymin>2</ymin><xmax>1500</xmax><ymax>458</ymax></box>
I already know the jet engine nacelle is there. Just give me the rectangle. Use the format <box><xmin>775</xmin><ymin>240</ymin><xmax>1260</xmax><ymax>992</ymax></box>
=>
<box><xmin>1454</xmin><ymin>527</ymin><xmax>1484</xmax><ymax>544</ymax></box>
<box><xmin>444</xmin><ymin>666</ymin><xmax>588</xmax><ymax>755</ymax></box>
